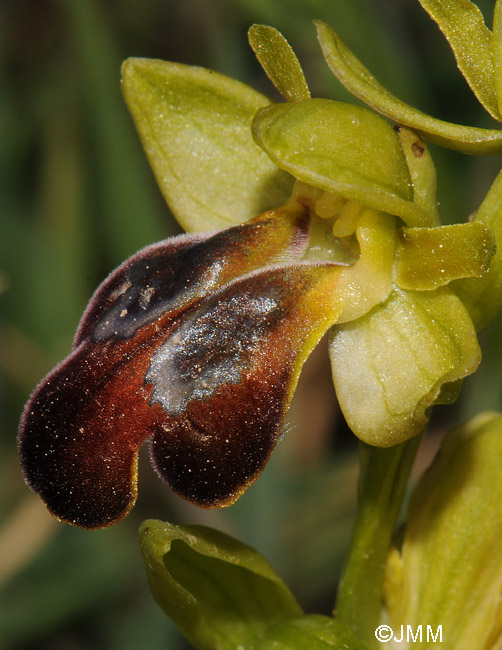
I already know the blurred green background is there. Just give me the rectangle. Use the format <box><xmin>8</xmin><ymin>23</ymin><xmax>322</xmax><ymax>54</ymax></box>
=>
<box><xmin>1</xmin><ymin>1</ymin><xmax>502</xmax><ymax>648</ymax></box>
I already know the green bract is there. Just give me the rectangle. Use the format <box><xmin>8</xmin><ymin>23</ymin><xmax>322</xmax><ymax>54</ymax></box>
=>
<box><xmin>383</xmin><ymin>413</ymin><xmax>502</xmax><ymax>649</ymax></box>
<box><xmin>139</xmin><ymin>520</ymin><xmax>370</xmax><ymax>650</ymax></box>
<box><xmin>139</xmin><ymin>520</ymin><xmax>302</xmax><ymax>650</ymax></box>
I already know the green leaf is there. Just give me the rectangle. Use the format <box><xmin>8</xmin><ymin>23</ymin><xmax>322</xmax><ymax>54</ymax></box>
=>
<box><xmin>139</xmin><ymin>520</ymin><xmax>302</xmax><ymax>650</ymax></box>
<box><xmin>393</xmin><ymin>221</ymin><xmax>495</xmax><ymax>290</ymax></box>
<box><xmin>417</xmin><ymin>0</ymin><xmax>500</xmax><ymax>120</ymax></box>
<box><xmin>121</xmin><ymin>59</ymin><xmax>293</xmax><ymax>233</ymax></box>
<box><xmin>248</xmin><ymin>24</ymin><xmax>310</xmax><ymax>102</ymax></box>
<box><xmin>384</xmin><ymin>412</ymin><xmax>502</xmax><ymax>647</ymax></box>
<box><xmin>315</xmin><ymin>20</ymin><xmax>502</xmax><ymax>154</ymax></box>
<box><xmin>452</xmin><ymin>170</ymin><xmax>502</xmax><ymax>330</ymax></box>
<box><xmin>256</xmin><ymin>615</ymin><xmax>370</xmax><ymax>649</ymax></box>
<box><xmin>395</xmin><ymin>127</ymin><xmax>440</xmax><ymax>226</ymax></box>
<box><xmin>252</xmin><ymin>98</ymin><xmax>432</xmax><ymax>226</ymax></box>
<box><xmin>329</xmin><ymin>287</ymin><xmax>481</xmax><ymax>446</ymax></box>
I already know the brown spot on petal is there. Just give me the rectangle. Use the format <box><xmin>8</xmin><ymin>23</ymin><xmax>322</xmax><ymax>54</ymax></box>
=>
<box><xmin>411</xmin><ymin>141</ymin><xmax>425</xmax><ymax>157</ymax></box>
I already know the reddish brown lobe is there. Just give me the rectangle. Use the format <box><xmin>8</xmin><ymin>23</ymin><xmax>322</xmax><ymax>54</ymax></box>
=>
<box><xmin>18</xmin><ymin>205</ymin><xmax>342</xmax><ymax>529</ymax></box>
<box><xmin>19</xmin><ymin>315</ymin><xmax>177</xmax><ymax>528</ymax></box>
<box><xmin>75</xmin><ymin>204</ymin><xmax>310</xmax><ymax>345</ymax></box>
<box><xmin>149</xmin><ymin>264</ymin><xmax>342</xmax><ymax>507</ymax></box>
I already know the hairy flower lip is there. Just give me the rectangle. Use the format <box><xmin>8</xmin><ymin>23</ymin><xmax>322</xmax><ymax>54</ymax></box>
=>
<box><xmin>18</xmin><ymin>189</ymin><xmax>490</xmax><ymax>527</ymax></box>
<box><xmin>19</xmin><ymin>20</ymin><xmax>499</xmax><ymax>529</ymax></box>
<box><xmin>18</xmin><ymin>202</ymin><xmax>346</xmax><ymax>529</ymax></box>
<box><xmin>74</xmin><ymin>230</ymin><xmax>210</xmax><ymax>346</ymax></box>
<box><xmin>75</xmin><ymin>204</ymin><xmax>311</xmax><ymax>347</ymax></box>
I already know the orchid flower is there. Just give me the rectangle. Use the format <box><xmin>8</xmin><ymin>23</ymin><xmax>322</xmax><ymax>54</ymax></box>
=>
<box><xmin>18</xmin><ymin>19</ymin><xmax>498</xmax><ymax>531</ymax></box>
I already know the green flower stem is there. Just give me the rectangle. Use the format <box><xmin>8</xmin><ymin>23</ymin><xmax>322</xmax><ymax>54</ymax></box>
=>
<box><xmin>335</xmin><ymin>433</ymin><xmax>423</xmax><ymax>647</ymax></box>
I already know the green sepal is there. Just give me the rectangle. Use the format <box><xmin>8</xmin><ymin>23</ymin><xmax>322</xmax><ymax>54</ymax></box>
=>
<box><xmin>393</xmin><ymin>221</ymin><xmax>495</xmax><ymax>290</ymax></box>
<box><xmin>494</xmin><ymin>0</ymin><xmax>502</xmax><ymax>116</ymax></box>
<box><xmin>453</xmin><ymin>170</ymin><xmax>502</xmax><ymax>330</ymax></box>
<box><xmin>121</xmin><ymin>59</ymin><xmax>293</xmax><ymax>232</ymax></box>
<box><xmin>384</xmin><ymin>412</ymin><xmax>502</xmax><ymax>647</ymax></box>
<box><xmin>329</xmin><ymin>287</ymin><xmax>481</xmax><ymax>446</ymax></box>
<box><xmin>256</xmin><ymin>615</ymin><xmax>370</xmax><ymax>649</ymax></box>
<box><xmin>252</xmin><ymin>98</ymin><xmax>432</xmax><ymax>226</ymax></box>
<box><xmin>395</xmin><ymin>127</ymin><xmax>440</xmax><ymax>226</ymax></box>
<box><xmin>248</xmin><ymin>24</ymin><xmax>310</xmax><ymax>102</ymax></box>
<box><xmin>139</xmin><ymin>520</ymin><xmax>302</xmax><ymax>650</ymax></box>
<box><xmin>417</xmin><ymin>0</ymin><xmax>500</xmax><ymax>120</ymax></box>
<box><xmin>315</xmin><ymin>20</ymin><xmax>502</xmax><ymax>154</ymax></box>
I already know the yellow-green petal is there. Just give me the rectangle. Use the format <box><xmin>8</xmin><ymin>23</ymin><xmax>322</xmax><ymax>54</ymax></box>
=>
<box><xmin>329</xmin><ymin>287</ymin><xmax>481</xmax><ymax>446</ymax></box>
<box><xmin>393</xmin><ymin>221</ymin><xmax>495</xmax><ymax>290</ymax></box>
<box><xmin>453</xmin><ymin>170</ymin><xmax>502</xmax><ymax>330</ymax></box>
<box><xmin>315</xmin><ymin>20</ymin><xmax>502</xmax><ymax>154</ymax></box>
<box><xmin>252</xmin><ymin>98</ymin><xmax>431</xmax><ymax>226</ymax></box>
<box><xmin>417</xmin><ymin>0</ymin><xmax>500</xmax><ymax>120</ymax></box>
<box><xmin>121</xmin><ymin>58</ymin><xmax>293</xmax><ymax>232</ymax></box>
<box><xmin>248</xmin><ymin>24</ymin><xmax>310</xmax><ymax>102</ymax></box>
<box><xmin>384</xmin><ymin>413</ymin><xmax>502</xmax><ymax>649</ymax></box>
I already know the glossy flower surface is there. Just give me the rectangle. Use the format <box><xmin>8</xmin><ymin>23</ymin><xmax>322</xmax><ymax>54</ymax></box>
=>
<box><xmin>19</xmin><ymin>201</ymin><xmax>348</xmax><ymax>528</ymax></box>
<box><xmin>18</xmin><ymin>181</ymin><xmax>491</xmax><ymax>528</ymax></box>
<box><xmin>18</xmin><ymin>20</ymin><xmax>500</xmax><ymax>529</ymax></box>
